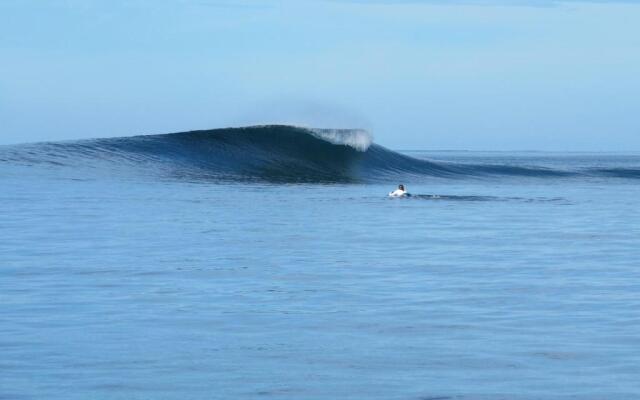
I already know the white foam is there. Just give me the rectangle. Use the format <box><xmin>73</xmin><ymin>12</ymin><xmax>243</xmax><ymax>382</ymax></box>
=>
<box><xmin>309</xmin><ymin>128</ymin><xmax>373</xmax><ymax>152</ymax></box>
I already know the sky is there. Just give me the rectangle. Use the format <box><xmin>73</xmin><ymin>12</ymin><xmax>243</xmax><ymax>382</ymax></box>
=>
<box><xmin>1</xmin><ymin>0</ymin><xmax>639</xmax><ymax>150</ymax></box>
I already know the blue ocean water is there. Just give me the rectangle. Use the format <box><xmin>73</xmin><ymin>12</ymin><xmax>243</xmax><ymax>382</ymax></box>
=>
<box><xmin>1</xmin><ymin>127</ymin><xmax>639</xmax><ymax>399</ymax></box>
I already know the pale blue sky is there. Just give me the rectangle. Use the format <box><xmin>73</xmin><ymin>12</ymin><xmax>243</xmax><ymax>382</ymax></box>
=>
<box><xmin>1</xmin><ymin>0</ymin><xmax>638</xmax><ymax>150</ymax></box>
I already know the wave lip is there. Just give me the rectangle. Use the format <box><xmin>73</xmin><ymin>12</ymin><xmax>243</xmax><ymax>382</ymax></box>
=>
<box><xmin>309</xmin><ymin>128</ymin><xmax>372</xmax><ymax>152</ymax></box>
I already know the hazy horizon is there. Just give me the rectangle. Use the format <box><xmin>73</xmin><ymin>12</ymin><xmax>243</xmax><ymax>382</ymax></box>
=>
<box><xmin>1</xmin><ymin>0</ymin><xmax>639</xmax><ymax>151</ymax></box>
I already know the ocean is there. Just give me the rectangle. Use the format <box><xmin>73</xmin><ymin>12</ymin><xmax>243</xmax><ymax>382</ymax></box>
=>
<box><xmin>1</xmin><ymin>126</ymin><xmax>639</xmax><ymax>399</ymax></box>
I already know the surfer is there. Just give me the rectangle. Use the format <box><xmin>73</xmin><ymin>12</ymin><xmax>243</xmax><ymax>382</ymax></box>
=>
<box><xmin>389</xmin><ymin>184</ymin><xmax>408</xmax><ymax>197</ymax></box>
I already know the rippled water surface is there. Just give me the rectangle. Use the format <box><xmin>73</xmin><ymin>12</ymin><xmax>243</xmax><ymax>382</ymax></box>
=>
<box><xmin>2</xmin><ymin>150</ymin><xmax>640</xmax><ymax>400</ymax></box>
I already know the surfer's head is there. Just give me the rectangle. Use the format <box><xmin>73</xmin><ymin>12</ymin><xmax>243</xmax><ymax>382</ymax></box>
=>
<box><xmin>399</xmin><ymin>184</ymin><xmax>405</xmax><ymax>191</ymax></box>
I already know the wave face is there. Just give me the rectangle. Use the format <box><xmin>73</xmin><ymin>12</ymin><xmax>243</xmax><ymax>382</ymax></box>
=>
<box><xmin>1</xmin><ymin>125</ymin><xmax>638</xmax><ymax>183</ymax></box>
<box><xmin>0</xmin><ymin>125</ymin><xmax>455</xmax><ymax>182</ymax></box>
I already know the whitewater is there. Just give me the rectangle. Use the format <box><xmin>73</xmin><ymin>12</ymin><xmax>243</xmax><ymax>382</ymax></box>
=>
<box><xmin>1</xmin><ymin>126</ymin><xmax>639</xmax><ymax>400</ymax></box>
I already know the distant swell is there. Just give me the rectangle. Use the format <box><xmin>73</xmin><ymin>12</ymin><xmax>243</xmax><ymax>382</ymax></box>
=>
<box><xmin>0</xmin><ymin>125</ymin><xmax>637</xmax><ymax>182</ymax></box>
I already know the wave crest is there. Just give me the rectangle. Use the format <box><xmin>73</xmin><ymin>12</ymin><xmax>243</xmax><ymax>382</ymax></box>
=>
<box><xmin>309</xmin><ymin>128</ymin><xmax>372</xmax><ymax>152</ymax></box>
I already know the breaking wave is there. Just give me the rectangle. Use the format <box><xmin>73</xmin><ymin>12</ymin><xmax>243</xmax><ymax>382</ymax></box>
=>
<box><xmin>0</xmin><ymin>125</ymin><xmax>637</xmax><ymax>183</ymax></box>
